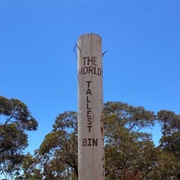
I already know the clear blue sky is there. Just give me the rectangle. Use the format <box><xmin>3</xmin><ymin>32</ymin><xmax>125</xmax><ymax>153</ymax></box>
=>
<box><xmin>0</xmin><ymin>0</ymin><xmax>180</xmax><ymax>153</ymax></box>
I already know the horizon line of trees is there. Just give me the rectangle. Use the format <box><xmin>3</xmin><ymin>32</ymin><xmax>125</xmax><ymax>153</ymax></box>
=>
<box><xmin>0</xmin><ymin>96</ymin><xmax>180</xmax><ymax>179</ymax></box>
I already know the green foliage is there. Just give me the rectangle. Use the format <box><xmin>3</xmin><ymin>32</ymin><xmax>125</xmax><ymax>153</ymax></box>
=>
<box><xmin>22</xmin><ymin>102</ymin><xmax>179</xmax><ymax>180</ymax></box>
<box><xmin>157</xmin><ymin>110</ymin><xmax>180</xmax><ymax>158</ymax></box>
<box><xmin>37</xmin><ymin>111</ymin><xmax>78</xmax><ymax>179</ymax></box>
<box><xmin>33</xmin><ymin>102</ymin><xmax>159</xmax><ymax>179</ymax></box>
<box><xmin>0</xmin><ymin>96</ymin><xmax>38</xmax><ymax>131</ymax></box>
<box><xmin>20</xmin><ymin>152</ymin><xmax>43</xmax><ymax>180</ymax></box>
<box><xmin>104</xmin><ymin>102</ymin><xmax>155</xmax><ymax>129</ymax></box>
<box><xmin>103</xmin><ymin>102</ymin><xmax>156</xmax><ymax>179</ymax></box>
<box><xmin>0</xmin><ymin>96</ymin><xmax>38</xmax><ymax>178</ymax></box>
<box><xmin>1</xmin><ymin>100</ymin><xmax>180</xmax><ymax>179</ymax></box>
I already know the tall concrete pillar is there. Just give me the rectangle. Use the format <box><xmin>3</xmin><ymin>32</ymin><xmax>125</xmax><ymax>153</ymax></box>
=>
<box><xmin>77</xmin><ymin>33</ymin><xmax>104</xmax><ymax>180</ymax></box>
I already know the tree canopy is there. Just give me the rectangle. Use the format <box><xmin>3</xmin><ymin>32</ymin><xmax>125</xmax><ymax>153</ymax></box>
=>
<box><xmin>19</xmin><ymin>101</ymin><xmax>180</xmax><ymax>180</ymax></box>
<box><xmin>0</xmin><ymin>96</ymin><xmax>38</xmax><ymax>179</ymax></box>
<box><xmin>0</xmin><ymin>99</ymin><xmax>180</xmax><ymax>179</ymax></box>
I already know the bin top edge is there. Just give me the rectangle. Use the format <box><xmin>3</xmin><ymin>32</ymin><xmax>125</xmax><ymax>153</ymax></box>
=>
<box><xmin>78</xmin><ymin>33</ymin><xmax>102</xmax><ymax>39</ymax></box>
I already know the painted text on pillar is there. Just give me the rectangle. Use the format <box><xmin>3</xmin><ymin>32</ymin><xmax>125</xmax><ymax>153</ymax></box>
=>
<box><xmin>77</xmin><ymin>34</ymin><xmax>105</xmax><ymax>180</ymax></box>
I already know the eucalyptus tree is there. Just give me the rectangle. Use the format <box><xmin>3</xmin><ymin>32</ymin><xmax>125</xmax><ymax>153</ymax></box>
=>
<box><xmin>0</xmin><ymin>96</ymin><xmax>38</xmax><ymax>178</ymax></box>
<box><xmin>25</xmin><ymin>101</ymin><xmax>180</xmax><ymax>179</ymax></box>
<box><xmin>35</xmin><ymin>102</ymin><xmax>157</xmax><ymax>179</ymax></box>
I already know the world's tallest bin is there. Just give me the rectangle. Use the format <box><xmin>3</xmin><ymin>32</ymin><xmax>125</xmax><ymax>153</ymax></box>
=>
<box><xmin>77</xmin><ymin>34</ymin><xmax>105</xmax><ymax>180</ymax></box>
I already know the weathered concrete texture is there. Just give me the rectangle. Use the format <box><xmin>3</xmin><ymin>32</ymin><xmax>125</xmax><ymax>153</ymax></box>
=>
<box><xmin>78</xmin><ymin>34</ymin><xmax>105</xmax><ymax>180</ymax></box>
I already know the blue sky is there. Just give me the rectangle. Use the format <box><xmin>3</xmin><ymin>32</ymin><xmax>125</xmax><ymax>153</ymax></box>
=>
<box><xmin>0</xmin><ymin>0</ymin><xmax>180</xmax><ymax>153</ymax></box>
